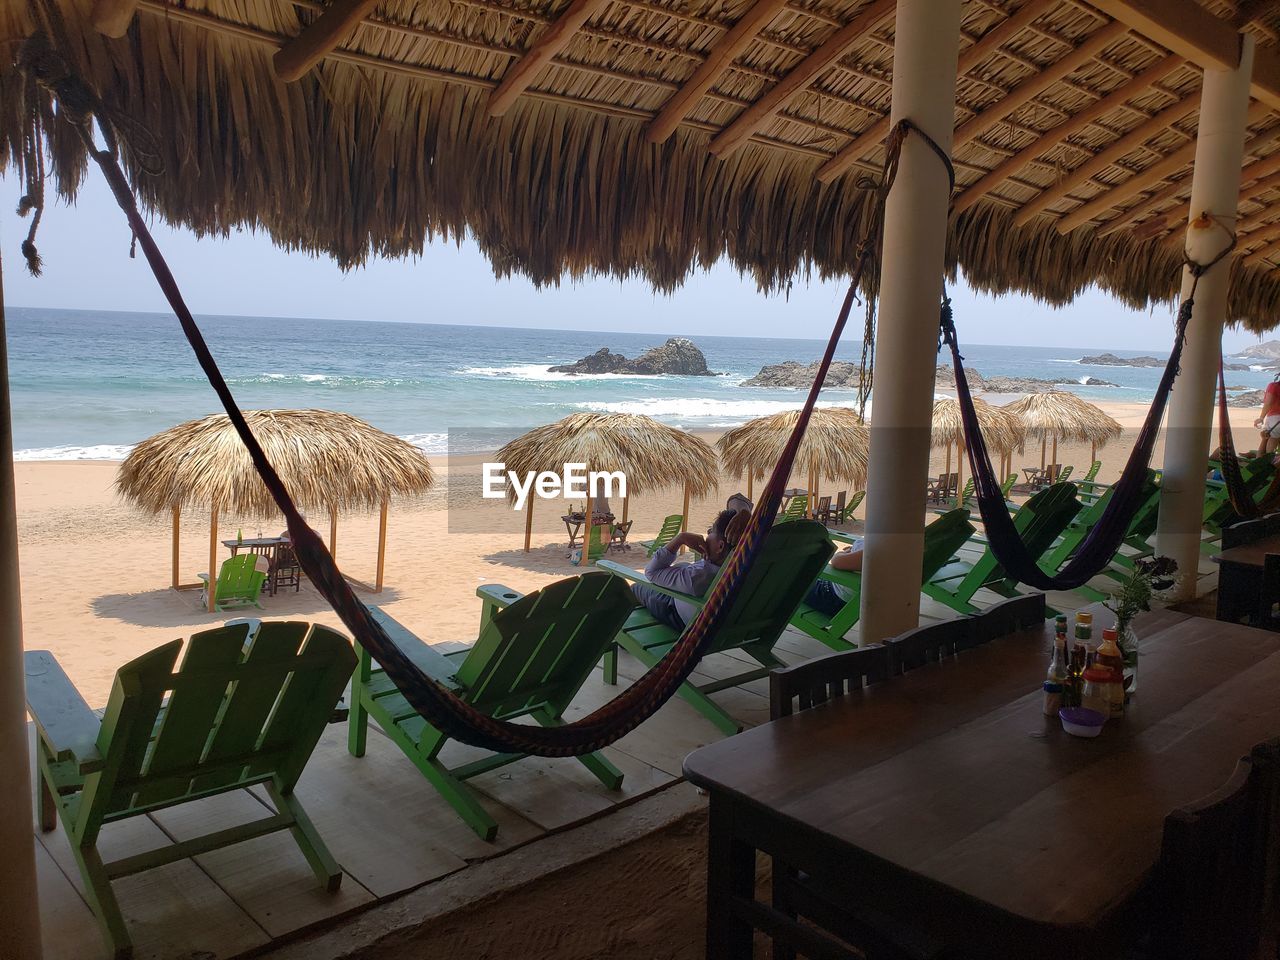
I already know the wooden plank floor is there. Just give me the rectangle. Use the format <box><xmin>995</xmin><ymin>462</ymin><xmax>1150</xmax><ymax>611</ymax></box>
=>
<box><xmin>34</xmin><ymin>545</ymin><xmax>1220</xmax><ymax>960</ymax></box>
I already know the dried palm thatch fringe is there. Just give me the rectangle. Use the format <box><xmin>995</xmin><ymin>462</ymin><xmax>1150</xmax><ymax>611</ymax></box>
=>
<box><xmin>717</xmin><ymin>407</ymin><xmax>869</xmax><ymax>489</ymax></box>
<box><xmin>1002</xmin><ymin>391</ymin><xmax>1124</xmax><ymax>447</ymax></box>
<box><xmin>117</xmin><ymin>409</ymin><xmax>436</xmax><ymax>517</ymax></box>
<box><xmin>5</xmin><ymin>2</ymin><xmax>1280</xmax><ymax>329</ymax></box>
<box><xmin>931</xmin><ymin>396</ymin><xmax>1024</xmax><ymax>457</ymax></box>
<box><xmin>495</xmin><ymin>413</ymin><xmax>718</xmax><ymax>503</ymax></box>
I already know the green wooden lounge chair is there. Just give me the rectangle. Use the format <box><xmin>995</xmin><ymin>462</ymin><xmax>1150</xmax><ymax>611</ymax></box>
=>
<box><xmin>640</xmin><ymin>513</ymin><xmax>685</xmax><ymax>556</ymax></box>
<box><xmin>571</xmin><ymin>523</ymin><xmax>608</xmax><ymax>566</ymax></box>
<box><xmin>349</xmin><ymin>574</ymin><xmax>634</xmax><ymax>840</ymax></box>
<box><xmin>778</xmin><ymin>495</ymin><xmax>809</xmax><ymax>522</ymax></box>
<box><xmin>1083</xmin><ymin>460</ymin><xmax>1102</xmax><ymax>483</ymax></box>
<box><xmin>26</xmin><ymin>621</ymin><xmax>354</xmax><ymax>960</ymax></box>
<box><xmin>922</xmin><ymin>483</ymin><xmax>1081</xmax><ymax>615</ymax></box>
<box><xmin>197</xmin><ymin>553</ymin><xmax>267</xmax><ymax>611</ymax></box>
<box><xmin>836</xmin><ymin>490</ymin><xmax>865</xmax><ymax>523</ymax></box>
<box><xmin>1056</xmin><ymin>465</ymin><xmax>1074</xmax><ymax>483</ymax></box>
<box><xmin>597</xmin><ymin>520</ymin><xmax>834</xmax><ymax>734</ymax></box>
<box><xmin>790</xmin><ymin>509</ymin><xmax>976</xmax><ymax>651</ymax></box>
<box><xmin>1001</xmin><ymin>474</ymin><xmax>1018</xmax><ymax>497</ymax></box>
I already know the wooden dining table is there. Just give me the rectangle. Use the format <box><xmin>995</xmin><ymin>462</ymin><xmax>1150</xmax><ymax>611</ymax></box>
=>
<box><xmin>1211</xmin><ymin>532</ymin><xmax>1280</xmax><ymax>622</ymax></box>
<box><xmin>683</xmin><ymin>606</ymin><xmax>1280</xmax><ymax>959</ymax></box>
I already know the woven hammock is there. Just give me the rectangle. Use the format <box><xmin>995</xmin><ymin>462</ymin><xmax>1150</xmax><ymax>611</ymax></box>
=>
<box><xmin>940</xmin><ymin>297</ymin><xmax>1189</xmax><ymax>590</ymax></box>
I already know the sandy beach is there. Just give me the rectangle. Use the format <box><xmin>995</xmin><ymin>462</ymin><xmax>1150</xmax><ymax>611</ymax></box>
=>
<box><xmin>14</xmin><ymin>401</ymin><xmax>1259</xmax><ymax>706</ymax></box>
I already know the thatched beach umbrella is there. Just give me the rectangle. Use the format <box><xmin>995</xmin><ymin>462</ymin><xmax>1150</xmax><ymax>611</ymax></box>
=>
<box><xmin>717</xmin><ymin>408</ymin><xmax>869</xmax><ymax>517</ymax></box>
<box><xmin>931</xmin><ymin>398</ymin><xmax>1026</xmax><ymax>493</ymax></box>
<box><xmin>1004</xmin><ymin>391</ymin><xmax>1123</xmax><ymax>469</ymax></box>
<box><xmin>118</xmin><ymin>409</ymin><xmax>434</xmax><ymax>609</ymax></box>
<box><xmin>495</xmin><ymin>413</ymin><xmax>718</xmax><ymax>553</ymax></box>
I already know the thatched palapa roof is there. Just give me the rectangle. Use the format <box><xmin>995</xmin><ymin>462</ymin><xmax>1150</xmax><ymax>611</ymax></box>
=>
<box><xmin>1003</xmin><ymin>390</ymin><xmax>1124</xmax><ymax>445</ymax></box>
<box><xmin>932</xmin><ymin>397</ymin><xmax>1026</xmax><ymax>455</ymax></box>
<box><xmin>494</xmin><ymin>413</ymin><xmax>718</xmax><ymax>501</ymax></box>
<box><xmin>117</xmin><ymin>409</ymin><xmax>435</xmax><ymax>516</ymax></box>
<box><xmin>718</xmin><ymin>407</ymin><xmax>869</xmax><ymax>488</ymax></box>
<box><xmin>6</xmin><ymin>2</ymin><xmax>1280</xmax><ymax>326</ymax></box>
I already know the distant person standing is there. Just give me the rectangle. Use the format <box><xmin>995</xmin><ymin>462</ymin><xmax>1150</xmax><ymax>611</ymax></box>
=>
<box><xmin>1255</xmin><ymin>375</ymin><xmax>1280</xmax><ymax>454</ymax></box>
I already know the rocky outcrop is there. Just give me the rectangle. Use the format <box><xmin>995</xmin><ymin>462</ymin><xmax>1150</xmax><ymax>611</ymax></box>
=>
<box><xmin>1079</xmin><ymin>353</ymin><xmax>1163</xmax><ymax>367</ymax></box>
<box><xmin>741</xmin><ymin>360</ymin><xmax>863</xmax><ymax>389</ymax></box>
<box><xmin>1233</xmin><ymin>340</ymin><xmax>1280</xmax><ymax>361</ymax></box>
<box><xmin>550</xmin><ymin>338</ymin><xmax>717</xmax><ymax>376</ymax></box>
<box><xmin>1229</xmin><ymin>389</ymin><xmax>1266</xmax><ymax>408</ymax></box>
<box><xmin>935</xmin><ymin>366</ymin><xmax>1114</xmax><ymax>393</ymax></box>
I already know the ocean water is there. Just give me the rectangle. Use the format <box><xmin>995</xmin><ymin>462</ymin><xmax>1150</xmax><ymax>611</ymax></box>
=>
<box><xmin>5</xmin><ymin>306</ymin><xmax>1271</xmax><ymax>460</ymax></box>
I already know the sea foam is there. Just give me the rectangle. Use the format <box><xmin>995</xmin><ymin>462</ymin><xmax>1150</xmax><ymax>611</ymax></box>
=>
<box><xmin>14</xmin><ymin>443</ymin><xmax>135</xmax><ymax>461</ymax></box>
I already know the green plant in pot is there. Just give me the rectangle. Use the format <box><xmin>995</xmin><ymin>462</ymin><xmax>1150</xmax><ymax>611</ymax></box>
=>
<box><xmin>1103</xmin><ymin>555</ymin><xmax>1178</xmax><ymax>699</ymax></box>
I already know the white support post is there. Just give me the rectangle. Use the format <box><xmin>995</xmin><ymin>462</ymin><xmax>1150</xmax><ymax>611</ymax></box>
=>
<box><xmin>859</xmin><ymin>0</ymin><xmax>962</xmax><ymax>645</ymax></box>
<box><xmin>1157</xmin><ymin>35</ymin><xmax>1254</xmax><ymax>601</ymax></box>
<box><xmin>0</xmin><ymin>248</ymin><xmax>44</xmax><ymax>958</ymax></box>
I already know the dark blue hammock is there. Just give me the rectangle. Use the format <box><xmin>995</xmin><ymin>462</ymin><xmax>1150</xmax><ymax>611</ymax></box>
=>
<box><xmin>939</xmin><ymin>298</ymin><xmax>1189</xmax><ymax>591</ymax></box>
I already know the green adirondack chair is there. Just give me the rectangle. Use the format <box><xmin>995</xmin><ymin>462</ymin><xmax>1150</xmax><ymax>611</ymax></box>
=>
<box><xmin>349</xmin><ymin>573</ymin><xmax>635</xmax><ymax>840</ymax></box>
<box><xmin>198</xmin><ymin>553</ymin><xmax>267</xmax><ymax>611</ymax></box>
<box><xmin>836</xmin><ymin>490</ymin><xmax>865</xmax><ymax>523</ymax></box>
<box><xmin>922</xmin><ymin>483</ymin><xmax>1081</xmax><ymax>615</ymax></box>
<box><xmin>26</xmin><ymin>621</ymin><xmax>354</xmax><ymax>960</ymax></box>
<box><xmin>1056</xmin><ymin>464</ymin><xmax>1074</xmax><ymax>483</ymax></box>
<box><xmin>777</xmin><ymin>495</ymin><xmax>809</xmax><ymax>522</ymax></box>
<box><xmin>641</xmin><ymin>513</ymin><xmax>685</xmax><ymax>556</ymax></box>
<box><xmin>596</xmin><ymin>520</ymin><xmax>834</xmax><ymax>734</ymax></box>
<box><xmin>790</xmin><ymin>509</ymin><xmax>976</xmax><ymax>651</ymax></box>
<box><xmin>1083</xmin><ymin>460</ymin><xmax>1102</xmax><ymax>483</ymax></box>
<box><xmin>1001</xmin><ymin>474</ymin><xmax>1018</xmax><ymax>497</ymax></box>
<box><xmin>571</xmin><ymin>523</ymin><xmax>608</xmax><ymax>566</ymax></box>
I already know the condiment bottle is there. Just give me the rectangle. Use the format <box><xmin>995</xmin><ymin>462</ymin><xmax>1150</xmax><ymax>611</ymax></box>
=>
<box><xmin>1081</xmin><ymin>664</ymin><xmax>1114</xmax><ymax>717</ymax></box>
<box><xmin>1067</xmin><ymin>645</ymin><xmax>1086</xmax><ymax>708</ymax></box>
<box><xmin>1075</xmin><ymin>612</ymin><xmax>1095</xmax><ymax>664</ymax></box>
<box><xmin>1047</xmin><ymin>625</ymin><xmax>1069</xmax><ymax>687</ymax></box>
<box><xmin>1042</xmin><ymin>681</ymin><xmax>1063</xmax><ymax>717</ymax></box>
<box><xmin>1094</xmin><ymin>628</ymin><xmax>1126</xmax><ymax>718</ymax></box>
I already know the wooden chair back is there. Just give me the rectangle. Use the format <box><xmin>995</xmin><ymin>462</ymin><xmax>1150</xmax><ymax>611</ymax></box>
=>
<box><xmin>842</xmin><ymin>490</ymin><xmax>864</xmax><ymax>520</ymax></box>
<box><xmin>886</xmin><ymin>616</ymin><xmax>976</xmax><ymax>674</ymax></box>
<box><xmin>272</xmin><ymin>542</ymin><xmax>302</xmax><ymax>591</ymax></box>
<box><xmin>455</xmin><ymin>572</ymin><xmax>634</xmax><ymax>720</ymax></box>
<box><xmin>769</xmin><ymin>646</ymin><xmax>891</xmax><ymax>720</ymax></box>
<box><xmin>813</xmin><ymin>495</ymin><xmax>832</xmax><ymax>522</ymax></box>
<box><xmin>975</xmin><ymin>593</ymin><xmax>1046</xmax><ymax>642</ymax></box>
<box><xmin>84</xmin><ymin>621</ymin><xmax>354</xmax><ymax>825</ymax></box>
<box><xmin>827</xmin><ymin>490</ymin><xmax>846</xmax><ymax>523</ymax></box>
<box><xmin>608</xmin><ymin>519</ymin><xmax>633</xmax><ymax>551</ymax></box>
<box><xmin>1222</xmin><ymin>512</ymin><xmax>1280</xmax><ymax>550</ymax></box>
<box><xmin>1152</xmin><ymin>744</ymin><xmax>1280</xmax><ymax>960</ymax></box>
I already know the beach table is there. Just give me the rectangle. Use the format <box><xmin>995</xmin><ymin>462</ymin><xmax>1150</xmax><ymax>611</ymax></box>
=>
<box><xmin>223</xmin><ymin>536</ymin><xmax>290</xmax><ymax>595</ymax></box>
<box><xmin>684</xmin><ymin>605</ymin><xmax>1280</xmax><ymax>959</ymax></box>
<box><xmin>560</xmin><ymin>513</ymin><xmax>615</xmax><ymax>548</ymax></box>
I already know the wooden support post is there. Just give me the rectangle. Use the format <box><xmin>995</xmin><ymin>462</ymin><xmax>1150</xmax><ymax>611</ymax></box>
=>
<box><xmin>622</xmin><ymin>493</ymin><xmax>629</xmax><ymax>525</ymax></box>
<box><xmin>524</xmin><ymin>499</ymin><xmax>535</xmax><ymax>552</ymax></box>
<box><xmin>486</xmin><ymin>0</ymin><xmax>610</xmax><ymax>117</ymax></box>
<box><xmin>0</xmin><ymin>246</ymin><xmax>44</xmax><ymax>959</ymax></box>
<box><xmin>208</xmin><ymin>507</ymin><xmax>219</xmax><ymax>613</ymax></box>
<box><xmin>171</xmin><ymin>504</ymin><xmax>181</xmax><ymax>589</ymax></box>
<box><xmin>943</xmin><ymin>444</ymin><xmax>950</xmax><ymax>478</ymax></box>
<box><xmin>745</xmin><ymin>471</ymin><xmax>753</xmax><ymax>501</ymax></box>
<box><xmin>1158</xmin><ymin>36</ymin><xmax>1256</xmax><ymax>600</ymax></box>
<box><xmin>808</xmin><ymin>471</ymin><xmax>818</xmax><ymax>519</ymax></box>
<box><xmin>1091</xmin><ymin>441</ymin><xmax>1098</xmax><ymax>463</ymax></box>
<box><xmin>859</xmin><ymin>0</ymin><xmax>961</xmax><ymax>647</ymax></box>
<box><xmin>375</xmin><ymin>498</ymin><xmax>388</xmax><ymax>592</ymax></box>
<box><xmin>681</xmin><ymin>483</ymin><xmax>691</xmax><ymax>533</ymax></box>
<box><xmin>583</xmin><ymin>466</ymin><xmax>594</xmax><ymax>563</ymax></box>
<box><xmin>91</xmin><ymin>0</ymin><xmax>139</xmax><ymax>37</ymax></box>
<box><xmin>274</xmin><ymin>0</ymin><xmax>380</xmax><ymax>81</ymax></box>
<box><xmin>1051</xmin><ymin>436</ymin><xmax>1058</xmax><ymax>475</ymax></box>
<box><xmin>957</xmin><ymin>444</ymin><xmax>965</xmax><ymax>505</ymax></box>
<box><xmin>329</xmin><ymin>507</ymin><xmax>338</xmax><ymax>563</ymax></box>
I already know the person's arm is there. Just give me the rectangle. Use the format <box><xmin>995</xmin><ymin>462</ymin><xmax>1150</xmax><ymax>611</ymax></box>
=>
<box><xmin>1257</xmin><ymin>387</ymin><xmax>1278</xmax><ymax>426</ymax></box>
<box><xmin>829</xmin><ymin>545</ymin><xmax>863</xmax><ymax>572</ymax></box>
<box><xmin>645</xmin><ymin>547</ymin><xmax>703</xmax><ymax>596</ymax></box>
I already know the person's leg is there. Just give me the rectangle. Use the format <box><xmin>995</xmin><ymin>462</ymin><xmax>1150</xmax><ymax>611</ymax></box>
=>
<box><xmin>803</xmin><ymin>578</ymin><xmax>848</xmax><ymax>617</ymax></box>
<box><xmin>629</xmin><ymin>583</ymin><xmax>686</xmax><ymax>631</ymax></box>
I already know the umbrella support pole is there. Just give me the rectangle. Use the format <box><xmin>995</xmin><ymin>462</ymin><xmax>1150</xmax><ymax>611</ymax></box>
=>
<box><xmin>1157</xmin><ymin>38</ymin><xmax>1255</xmax><ymax>601</ymax></box>
<box><xmin>375</xmin><ymin>498</ymin><xmax>388</xmax><ymax>592</ymax></box>
<box><xmin>523</xmin><ymin>500</ymin><xmax>534</xmax><ymax>552</ymax></box>
<box><xmin>681</xmin><ymin>483</ymin><xmax>690</xmax><ymax>534</ymax></box>
<box><xmin>329</xmin><ymin>508</ymin><xmax>338</xmax><ymax>564</ymax></box>
<box><xmin>0</xmin><ymin>247</ymin><xmax>45</xmax><ymax>957</ymax></box>
<box><xmin>207</xmin><ymin>507</ymin><xmax>219</xmax><ymax>612</ymax></box>
<box><xmin>171</xmin><ymin>504</ymin><xmax>181</xmax><ymax>589</ymax></box>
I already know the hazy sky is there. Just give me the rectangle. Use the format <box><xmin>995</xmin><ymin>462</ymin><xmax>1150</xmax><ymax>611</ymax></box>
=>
<box><xmin>0</xmin><ymin>170</ymin><xmax>1266</xmax><ymax>353</ymax></box>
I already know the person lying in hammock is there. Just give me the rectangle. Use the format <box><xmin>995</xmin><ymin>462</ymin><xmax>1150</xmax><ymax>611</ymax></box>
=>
<box><xmin>802</xmin><ymin>540</ymin><xmax>864</xmax><ymax>617</ymax></box>
<box><xmin>631</xmin><ymin>508</ymin><xmax>749</xmax><ymax>631</ymax></box>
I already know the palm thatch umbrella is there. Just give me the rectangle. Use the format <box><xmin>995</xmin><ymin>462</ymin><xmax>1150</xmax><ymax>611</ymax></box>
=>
<box><xmin>1004</xmin><ymin>391</ymin><xmax>1124</xmax><ymax>470</ymax></box>
<box><xmin>118</xmin><ymin>409</ymin><xmax>434</xmax><ymax>609</ymax></box>
<box><xmin>495</xmin><ymin>413</ymin><xmax>718</xmax><ymax>553</ymax></box>
<box><xmin>717</xmin><ymin>408</ymin><xmax>869</xmax><ymax>517</ymax></box>
<box><xmin>931</xmin><ymin>398</ymin><xmax>1027</xmax><ymax>494</ymax></box>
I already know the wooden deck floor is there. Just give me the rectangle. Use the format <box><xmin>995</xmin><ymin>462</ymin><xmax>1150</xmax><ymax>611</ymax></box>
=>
<box><xmin>34</xmin><ymin>546</ymin><xmax>1220</xmax><ymax>960</ymax></box>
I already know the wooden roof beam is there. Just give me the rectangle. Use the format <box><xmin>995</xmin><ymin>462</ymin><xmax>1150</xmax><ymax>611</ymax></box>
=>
<box><xmin>708</xmin><ymin>0</ymin><xmax>896</xmax><ymax>159</ymax></box>
<box><xmin>1242</xmin><ymin>233</ymin><xmax>1280</xmax><ymax>266</ymax></box>
<box><xmin>1012</xmin><ymin>88</ymin><xmax>1199</xmax><ymax>226</ymax></box>
<box><xmin>646</xmin><ymin>0</ymin><xmax>790</xmax><ymax>144</ymax></box>
<box><xmin>1087</xmin><ymin>0</ymin><xmax>1280</xmax><ymax>111</ymax></box>
<box><xmin>1054</xmin><ymin>99</ymin><xmax>1270</xmax><ymax>233</ymax></box>
<box><xmin>812</xmin><ymin>0</ymin><xmax>1058</xmax><ymax>182</ymax></box>
<box><xmin>485</xmin><ymin>0</ymin><xmax>612</xmax><ymax>118</ymax></box>
<box><xmin>274</xmin><ymin>0</ymin><xmax>380</xmax><ymax>81</ymax></box>
<box><xmin>91</xmin><ymin>0</ymin><xmax>139</xmax><ymax>37</ymax></box>
<box><xmin>953</xmin><ymin>54</ymin><xmax>1184</xmax><ymax>214</ymax></box>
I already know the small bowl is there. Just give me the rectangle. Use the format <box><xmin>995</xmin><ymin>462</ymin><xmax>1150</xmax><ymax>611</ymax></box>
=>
<box><xmin>1059</xmin><ymin>707</ymin><xmax>1106</xmax><ymax>738</ymax></box>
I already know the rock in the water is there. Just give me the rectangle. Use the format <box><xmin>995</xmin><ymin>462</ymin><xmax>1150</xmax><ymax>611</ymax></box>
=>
<box><xmin>1079</xmin><ymin>353</ymin><xmax>1163</xmax><ymax>367</ymax></box>
<box><xmin>742</xmin><ymin>360</ymin><xmax>863</xmax><ymax>389</ymax></box>
<box><xmin>1229</xmin><ymin>389</ymin><xmax>1265</xmax><ymax>408</ymax></box>
<box><xmin>1233</xmin><ymin>340</ymin><xmax>1280</xmax><ymax>361</ymax></box>
<box><xmin>549</xmin><ymin>338</ymin><xmax>717</xmax><ymax>376</ymax></box>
